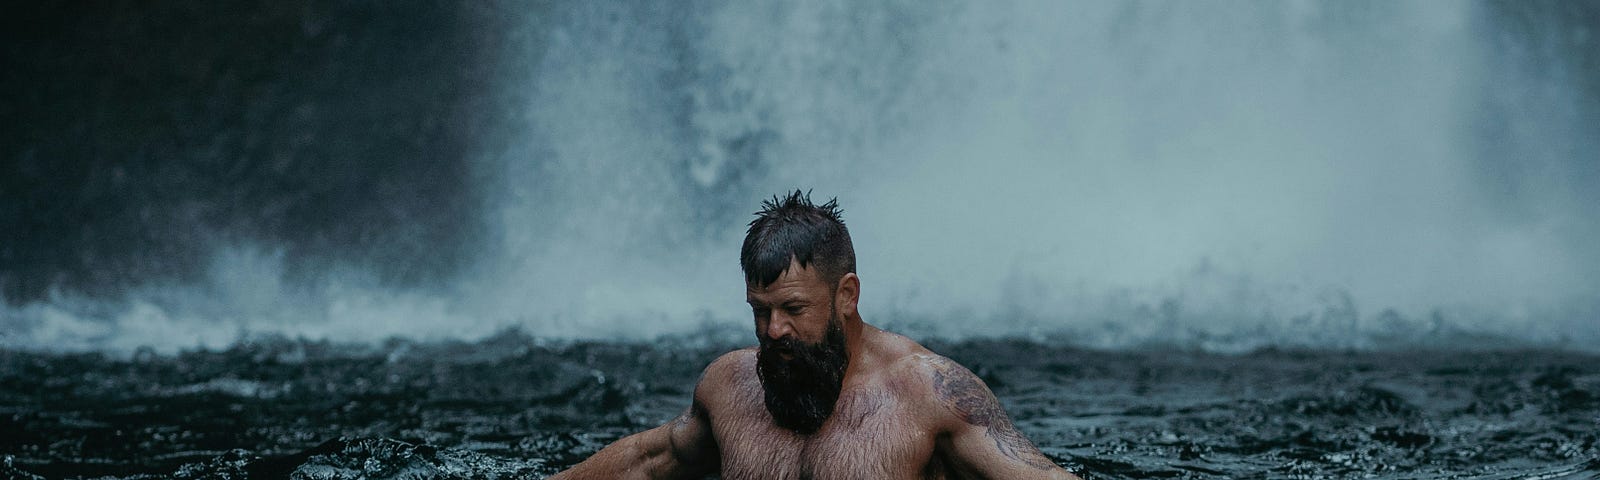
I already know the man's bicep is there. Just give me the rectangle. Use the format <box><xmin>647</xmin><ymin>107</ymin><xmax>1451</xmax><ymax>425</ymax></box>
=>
<box><xmin>943</xmin><ymin>420</ymin><xmax>1065</xmax><ymax>478</ymax></box>
<box><xmin>664</xmin><ymin>355</ymin><xmax>740</xmax><ymax>473</ymax></box>
<box><xmin>923</xmin><ymin>357</ymin><xmax>1078</xmax><ymax>479</ymax></box>
<box><xmin>665</xmin><ymin>398</ymin><xmax>717</xmax><ymax>469</ymax></box>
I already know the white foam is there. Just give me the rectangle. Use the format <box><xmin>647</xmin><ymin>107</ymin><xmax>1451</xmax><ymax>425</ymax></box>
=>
<box><xmin>5</xmin><ymin>1</ymin><xmax>1596</xmax><ymax>353</ymax></box>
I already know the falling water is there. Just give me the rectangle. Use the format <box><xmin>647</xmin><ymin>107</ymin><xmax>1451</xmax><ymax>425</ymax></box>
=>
<box><xmin>3</xmin><ymin>1</ymin><xmax>1596</xmax><ymax>352</ymax></box>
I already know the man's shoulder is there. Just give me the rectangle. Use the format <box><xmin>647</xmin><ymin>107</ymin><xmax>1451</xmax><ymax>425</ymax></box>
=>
<box><xmin>883</xmin><ymin>349</ymin><xmax>972</xmax><ymax>396</ymax></box>
<box><xmin>691</xmin><ymin>347</ymin><xmax>760</xmax><ymax>406</ymax></box>
<box><xmin>871</xmin><ymin>330</ymin><xmax>966</xmax><ymax>390</ymax></box>
<box><xmin>702</xmin><ymin>347</ymin><xmax>756</xmax><ymax>382</ymax></box>
<box><xmin>876</xmin><ymin>340</ymin><xmax>994</xmax><ymax>431</ymax></box>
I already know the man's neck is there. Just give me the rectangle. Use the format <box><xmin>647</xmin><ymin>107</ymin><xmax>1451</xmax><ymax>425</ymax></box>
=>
<box><xmin>841</xmin><ymin>317</ymin><xmax>875</xmax><ymax>385</ymax></box>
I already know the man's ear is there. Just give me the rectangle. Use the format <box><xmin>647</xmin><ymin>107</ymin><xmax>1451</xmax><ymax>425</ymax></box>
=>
<box><xmin>836</xmin><ymin>273</ymin><xmax>860</xmax><ymax>319</ymax></box>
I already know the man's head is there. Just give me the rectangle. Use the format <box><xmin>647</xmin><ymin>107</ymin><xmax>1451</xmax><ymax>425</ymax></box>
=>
<box><xmin>741</xmin><ymin>190</ymin><xmax>855</xmax><ymax>290</ymax></box>
<box><xmin>741</xmin><ymin>190</ymin><xmax>858</xmax><ymax>434</ymax></box>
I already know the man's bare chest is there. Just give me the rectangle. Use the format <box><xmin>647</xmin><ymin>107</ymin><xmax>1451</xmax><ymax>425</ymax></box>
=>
<box><xmin>714</xmin><ymin>388</ymin><xmax>940</xmax><ymax>480</ymax></box>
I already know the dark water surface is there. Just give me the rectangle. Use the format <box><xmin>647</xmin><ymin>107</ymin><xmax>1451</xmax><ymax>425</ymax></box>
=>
<box><xmin>3</xmin><ymin>332</ymin><xmax>1597</xmax><ymax>479</ymax></box>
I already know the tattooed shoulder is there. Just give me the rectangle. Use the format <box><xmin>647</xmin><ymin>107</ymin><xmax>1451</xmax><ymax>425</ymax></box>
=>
<box><xmin>924</xmin><ymin>357</ymin><xmax>998</xmax><ymax>426</ymax></box>
<box><xmin>922</xmin><ymin>356</ymin><xmax>1056</xmax><ymax>470</ymax></box>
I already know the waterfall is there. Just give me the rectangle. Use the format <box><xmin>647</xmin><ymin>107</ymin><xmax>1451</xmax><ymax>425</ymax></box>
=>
<box><xmin>4</xmin><ymin>1</ymin><xmax>1596</xmax><ymax>352</ymax></box>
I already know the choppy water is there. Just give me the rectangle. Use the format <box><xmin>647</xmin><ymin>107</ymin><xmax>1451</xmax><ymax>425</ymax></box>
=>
<box><xmin>2</xmin><ymin>331</ymin><xmax>1597</xmax><ymax>479</ymax></box>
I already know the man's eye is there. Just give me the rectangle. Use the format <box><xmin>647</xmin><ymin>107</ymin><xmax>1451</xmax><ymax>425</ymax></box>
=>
<box><xmin>784</xmin><ymin>306</ymin><xmax>803</xmax><ymax>315</ymax></box>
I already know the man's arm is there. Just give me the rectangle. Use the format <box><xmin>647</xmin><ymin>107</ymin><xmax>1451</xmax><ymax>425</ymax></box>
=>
<box><xmin>549</xmin><ymin>389</ymin><xmax>719</xmax><ymax>479</ymax></box>
<box><xmin>920</xmin><ymin>356</ymin><xmax>1082</xmax><ymax>480</ymax></box>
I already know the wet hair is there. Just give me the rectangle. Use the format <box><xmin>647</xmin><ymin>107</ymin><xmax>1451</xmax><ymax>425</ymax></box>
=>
<box><xmin>741</xmin><ymin>190</ymin><xmax>856</xmax><ymax>288</ymax></box>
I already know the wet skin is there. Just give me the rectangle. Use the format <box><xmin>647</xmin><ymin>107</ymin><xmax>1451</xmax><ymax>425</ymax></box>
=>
<box><xmin>550</xmin><ymin>261</ymin><xmax>1081</xmax><ymax>479</ymax></box>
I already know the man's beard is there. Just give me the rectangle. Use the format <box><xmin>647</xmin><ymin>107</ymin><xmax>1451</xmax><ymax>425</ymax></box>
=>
<box><xmin>755</xmin><ymin>305</ymin><xmax>849</xmax><ymax>434</ymax></box>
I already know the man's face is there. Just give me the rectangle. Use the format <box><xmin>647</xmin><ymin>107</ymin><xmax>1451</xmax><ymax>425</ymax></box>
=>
<box><xmin>747</xmin><ymin>260</ymin><xmax>849</xmax><ymax>434</ymax></box>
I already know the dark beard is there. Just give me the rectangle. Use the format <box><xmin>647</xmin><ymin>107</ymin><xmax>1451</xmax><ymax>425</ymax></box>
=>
<box><xmin>755</xmin><ymin>308</ymin><xmax>849</xmax><ymax>434</ymax></box>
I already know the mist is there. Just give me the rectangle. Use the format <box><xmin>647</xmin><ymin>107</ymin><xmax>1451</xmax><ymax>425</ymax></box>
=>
<box><xmin>3</xmin><ymin>1</ymin><xmax>1596</xmax><ymax>352</ymax></box>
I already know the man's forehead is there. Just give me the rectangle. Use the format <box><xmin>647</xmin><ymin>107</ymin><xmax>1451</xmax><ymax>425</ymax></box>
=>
<box><xmin>746</xmin><ymin>263</ymin><xmax>826</xmax><ymax>299</ymax></box>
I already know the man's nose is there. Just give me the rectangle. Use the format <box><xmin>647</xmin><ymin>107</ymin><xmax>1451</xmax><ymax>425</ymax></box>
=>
<box><xmin>766</xmin><ymin>313</ymin><xmax>795</xmax><ymax>341</ymax></box>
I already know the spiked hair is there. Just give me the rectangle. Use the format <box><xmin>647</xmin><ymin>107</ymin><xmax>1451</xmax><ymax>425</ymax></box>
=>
<box><xmin>740</xmin><ymin>190</ymin><xmax>856</xmax><ymax>288</ymax></box>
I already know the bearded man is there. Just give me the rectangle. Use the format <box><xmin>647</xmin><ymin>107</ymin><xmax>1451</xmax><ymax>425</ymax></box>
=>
<box><xmin>551</xmin><ymin>191</ymin><xmax>1081</xmax><ymax>479</ymax></box>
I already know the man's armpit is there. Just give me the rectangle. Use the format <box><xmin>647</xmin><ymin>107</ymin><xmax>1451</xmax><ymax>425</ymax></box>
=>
<box><xmin>928</xmin><ymin>358</ymin><xmax>1056</xmax><ymax>470</ymax></box>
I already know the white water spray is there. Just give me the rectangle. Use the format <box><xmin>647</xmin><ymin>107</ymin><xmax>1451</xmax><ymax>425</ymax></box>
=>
<box><xmin>4</xmin><ymin>1</ymin><xmax>1595</xmax><ymax>352</ymax></box>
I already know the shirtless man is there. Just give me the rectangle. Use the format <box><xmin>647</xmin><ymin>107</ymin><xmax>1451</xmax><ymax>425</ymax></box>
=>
<box><xmin>551</xmin><ymin>191</ymin><xmax>1082</xmax><ymax>479</ymax></box>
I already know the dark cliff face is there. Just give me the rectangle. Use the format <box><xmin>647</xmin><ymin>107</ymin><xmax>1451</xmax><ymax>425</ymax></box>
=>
<box><xmin>0</xmin><ymin>2</ymin><xmax>540</xmax><ymax>302</ymax></box>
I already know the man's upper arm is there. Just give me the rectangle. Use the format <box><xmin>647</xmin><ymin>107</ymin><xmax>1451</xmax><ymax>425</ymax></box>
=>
<box><xmin>665</xmin><ymin>392</ymin><xmax>716</xmax><ymax>470</ymax></box>
<box><xmin>660</xmin><ymin>352</ymin><xmax>738</xmax><ymax>475</ymax></box>
<box><xmin>917</xmin><ymin>356</ymin><xmax>1081</xmax><ymax>479</ymax></box>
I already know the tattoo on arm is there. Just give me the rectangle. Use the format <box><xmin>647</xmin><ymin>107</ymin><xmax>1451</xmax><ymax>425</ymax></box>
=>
<box><xmin>931</xmin><ymin>359</ymin><xmax>1057</xmax><ymax>470</ymax></box>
